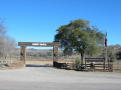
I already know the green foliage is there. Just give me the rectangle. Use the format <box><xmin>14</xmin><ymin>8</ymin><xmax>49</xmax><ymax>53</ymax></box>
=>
<box><xmin>75</xmin><ymin>57</ymin><xmax>80</xmax><ymax>64</ymax></box>
<box><xmin>53</xmin><ymin>53</ymin><xmax>57</xmax><ymax>57</ymax></box>
<box><xmin>116</xmin><ymin>51</ymin><xmax>121</xmax><ymax>60</ymax></box>
<box><xmin>101</xmin><ymin>46</ymin><xmax>116</xmax><ymax>62</ymax></box>
<box><xmin>107</xmin><ymin>46</ymin><xmax>116</xmax><ymax>62</ymax></box>
<box><xmin>55</xmin><ymin>19</ymin><xmax>105</xmax><ymax>64</ymax></box>
<box><xmin>74</xmin><ymin>57</ymin><xmax>81</xmax><ymax>70</ymax></box>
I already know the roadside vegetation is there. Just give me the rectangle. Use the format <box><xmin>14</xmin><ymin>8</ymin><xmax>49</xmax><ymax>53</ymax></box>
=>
<box><xmin>0</xmin><ymin>19</ymin><xmax>121</xmax><ymax>71</ymax></box>
<box><xmin>0</xmin><ymin>20</ymin><xmax>17</xmax><ymax>68</ymax></box>
<box><xmin>54</xmin><ymin>19</ymin><xmax>121</xmax><ymax>71</ymax></box>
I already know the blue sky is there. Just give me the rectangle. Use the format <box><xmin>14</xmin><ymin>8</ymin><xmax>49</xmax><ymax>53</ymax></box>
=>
<box><xmin>0</xmin><ymin>0</ymin><xmax>121</xmax><ymax>45</ymax></box>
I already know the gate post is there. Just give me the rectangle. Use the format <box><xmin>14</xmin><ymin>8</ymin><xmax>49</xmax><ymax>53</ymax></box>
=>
<box><xmin>53</xmin><ymin>46</ymin><xmax>58</xmax><ymax>67</ymax></box>
<box><xmin>20</xmin><ymin>46</ymin><xmax>26</xmax><ymax>66</ymax></box>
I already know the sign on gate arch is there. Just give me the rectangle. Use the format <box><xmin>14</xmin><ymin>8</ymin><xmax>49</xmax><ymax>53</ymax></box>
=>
<box><xmin>18</xmin><ymin>42</ymin><xmax>60</xmax><ymax>67</ymax></box>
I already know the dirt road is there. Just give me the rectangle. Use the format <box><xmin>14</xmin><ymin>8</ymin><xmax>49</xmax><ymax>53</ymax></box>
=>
<box><xmin>0</xmin><ymin>67</ymin><xmax>121</xmax><ymax>90</ymax></box>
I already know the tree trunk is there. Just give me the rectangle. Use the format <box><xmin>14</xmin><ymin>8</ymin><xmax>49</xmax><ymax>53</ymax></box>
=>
<box><xmin>81</xmin><ymin>52</ymin><xmax>85</xmax><ymax>66</ymax></box>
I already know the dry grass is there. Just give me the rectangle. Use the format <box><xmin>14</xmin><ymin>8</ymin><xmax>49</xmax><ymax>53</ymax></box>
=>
<box><xmin>113</xmin><ymin>61</ymin><xmax>121</xmax><ymax>72</ymax></box>
<box><xmin>1</xmin><ymin>57</ymin><xmax>121</xmax><ymax>73</ymax></box>
<box><xmin>26</xmin><ymin>60</ymin><xmax>53</xmax><ymax>65</ymax></box>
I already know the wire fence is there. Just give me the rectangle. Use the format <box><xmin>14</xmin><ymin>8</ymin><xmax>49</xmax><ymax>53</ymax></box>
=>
<box><xmin>0</xmin><ymin>56</ymin><xmax>21</xmax><ymax>66</ymax></box>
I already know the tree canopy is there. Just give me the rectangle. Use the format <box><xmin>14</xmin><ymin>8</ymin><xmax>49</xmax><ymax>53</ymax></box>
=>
<box><xmin>54</xmin><ymin>19</ymin><xmax>105</xmax><ymax>65</ymax></box>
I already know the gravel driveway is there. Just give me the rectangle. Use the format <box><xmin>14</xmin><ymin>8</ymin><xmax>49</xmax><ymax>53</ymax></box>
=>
<box><xmin>0</xmin><ymin>67</ymin><xmax>121</xmax><ymax>90</ymax></box>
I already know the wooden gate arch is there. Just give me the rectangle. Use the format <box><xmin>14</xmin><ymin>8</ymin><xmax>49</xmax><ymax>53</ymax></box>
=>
<box><xmin>18</xmin><ymin>42</ymin><xmax>60</xmax><ymax>67</ymax></box>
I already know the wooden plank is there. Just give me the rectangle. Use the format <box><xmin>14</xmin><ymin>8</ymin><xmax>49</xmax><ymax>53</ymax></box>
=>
<box><xmin>53</xmin><ymin>46</ymin><xmax>59</xmax><ymax>67</ymax></box>
<box><xmin>20</xmin><ymin>46</ymin><xmax>26</xmax><ymax>64</ymax></box>
<box><xmin>18</xmin><ymin>42</ymin><xmax>60</xmax><ymax>47</ymax></box>
<box><xmin>85</xmin><ymin>58</ymin><xmax>105</xmax><ymax>62</ymax></box>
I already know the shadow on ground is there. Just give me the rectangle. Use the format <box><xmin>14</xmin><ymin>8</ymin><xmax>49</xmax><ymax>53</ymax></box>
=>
<box><xmin>26</xmin><ymin>64</ymin><xmax>53</xmax><ymax>67</ymax></box>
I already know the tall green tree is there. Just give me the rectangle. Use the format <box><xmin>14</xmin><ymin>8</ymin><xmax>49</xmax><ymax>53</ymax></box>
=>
<box><xmin>55</xmin><ymin>19</ymin><xmax>105</xmax><ymax>65</ymax></box>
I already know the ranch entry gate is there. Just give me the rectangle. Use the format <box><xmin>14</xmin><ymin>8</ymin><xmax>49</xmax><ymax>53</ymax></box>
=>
<box><xmin>18</xmin><ymin>42</ymin><xmax>60</xmax><ymax>67</ymax></box>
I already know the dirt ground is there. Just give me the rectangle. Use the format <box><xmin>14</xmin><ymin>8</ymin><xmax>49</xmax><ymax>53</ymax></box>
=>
<box><xmin>0</xmin><ymin>66</ymin><xmax>121</xmax><ymax>90</ymax></box>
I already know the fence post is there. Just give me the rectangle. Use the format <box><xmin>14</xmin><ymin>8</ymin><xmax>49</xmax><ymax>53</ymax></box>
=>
<box><xmin>20</xmin><ymin>46</ymin><xmax>26</xmax><ymax>66</ymax></box>
<box><xmin>53</xmin><ymin>46</ymin><xmax>58</xmax><ymax>67</ymax></box>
